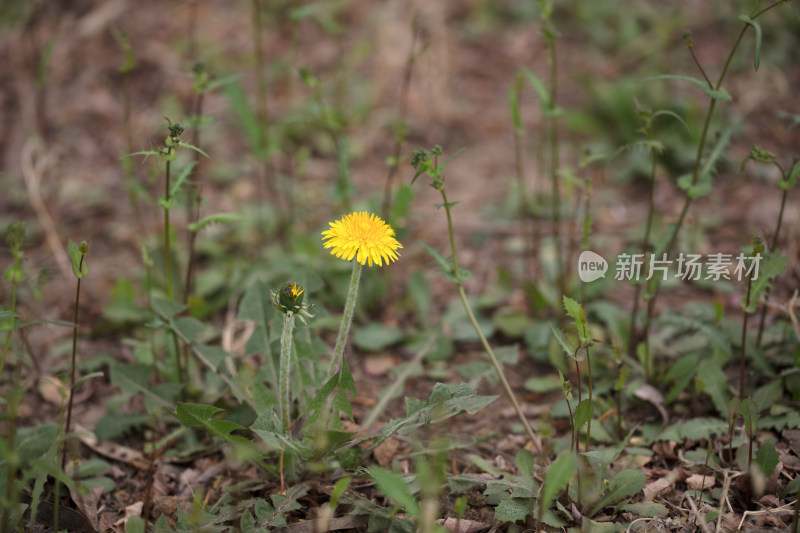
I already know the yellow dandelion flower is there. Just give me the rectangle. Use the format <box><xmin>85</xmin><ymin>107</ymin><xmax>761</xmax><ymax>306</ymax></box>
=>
<box><xmin>321</xmin><ymin>211</ymin><xmax>402</xmax><ymax>267</ymax></box>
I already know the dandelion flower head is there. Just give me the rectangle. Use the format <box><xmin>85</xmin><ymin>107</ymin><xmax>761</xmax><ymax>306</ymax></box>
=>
<box><xmin>321</xmin><ymin>211</ymin><xmax>402</xmax><ymax>267</ymax></box>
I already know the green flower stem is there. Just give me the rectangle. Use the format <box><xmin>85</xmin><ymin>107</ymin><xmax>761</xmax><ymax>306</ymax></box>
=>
<box><xmin>325</xmin><ymin>260</ymin><xmax>363</xmax><ymax>382</ymax></box>
<box><xmin>162</xmin><ymin>159</ymin><xmax>186</xmax><ymax>384</ymax></box>
<box><xmin>439</xmin><ymin>188</ymin><xmax>542</xmax><ymax>452</ymax></box>
<box><xmin>279</xmin><ymin>314</ymin><xmax>296</xmax><ymax>430</ymax></box>
<box><xmin>163</xmin><ymin>160</ymin><xmax>174</xmax><ymax>301</ymax></box>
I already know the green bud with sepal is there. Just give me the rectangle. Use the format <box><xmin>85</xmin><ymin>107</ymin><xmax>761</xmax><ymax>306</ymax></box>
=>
<box><xmin>270</xmin><ymin>282</ymin><xmax>315</xmax><ymax>324</ymax></box>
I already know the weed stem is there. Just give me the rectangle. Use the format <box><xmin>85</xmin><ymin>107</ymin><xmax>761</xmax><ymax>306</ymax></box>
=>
<box><xmin>279</xmin><ymin>314</ymin><xmax>296</xmax><ymax>430</ymax></box>
<box><xmin>439</xmin><ymin>188</ymin><xmax>541</xmax><ymax>452</ymax></box>
<box><xmin>326</xmin><ymin>261</ymin><xmax>363</xmax><ymax>382</ymax></box>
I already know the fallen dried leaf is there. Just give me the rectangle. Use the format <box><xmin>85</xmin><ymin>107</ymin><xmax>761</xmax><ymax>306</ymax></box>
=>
<box><xmin>437</xmin><ymin>517</ymin><xmax>491</xmax><ymax>533</ymax></box>
<box><xmin>373</xmin><ymin>437</ymin><xmax>399</xmax><ymax>467</ymax></box>
<box><xmin>644</xmin><ymin>468</ymin><xmax>686</xmax><ymax>500</ymax></box>
<box><xmin>686</xmin><ymin>473</ymin><xmax>714</xmax><ymax>491</ymax></box>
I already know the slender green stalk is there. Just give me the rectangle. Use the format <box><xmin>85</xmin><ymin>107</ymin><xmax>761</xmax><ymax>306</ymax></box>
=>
<box><xmin>0</xmin><ymin>223</ymin><xmax>24</xmax><ymax>378</ymax></box>
<box><xmin>163</xmin><ymin>160</ymin><xmax>174</xmax><ymax>301</ymax></box>
<box><xmin>757</xmin><ymin>160</ymin><xmax>792</xmax><ymax>346</ymax></box>
<box><xmin>161</xmin><ymin>158</ymin><xmax>185</xmax><ymax>384</ymax></box>
<box><xmin>740</xmin><ymin>273</ymin><xmax>753</xmax><ymax>400</ymax></box>
<box><xmin>439</xmin><ymin>187</ymin><xmax>541</xmax><ymax>452</ymax></box>
<box><xmin>62</xmin><ymin>252</ymin><xmax>85</xmax><ymax>470</ymax></box>
<box><xmin>628</xmin><ymin>146</ymin><xmax>658</xmax><ymax>368</ymax></box>
<box><xmin>566</xmin><ymin>395</ymin><xmax>576</xmax><ymax>453</ymax></box>
<box><xmin>1</xmin><ymin>372</ymin><xmax>21</xmax><ymax>532</ymax></box>
<box><xmin>585</xmin><ymin>344</ymin><xmax>593</xmax><ymax>453</ymax></box>
<box><xmin>325</xmin><ymin>261</ymin><xmax>363</xmax><ymax>381</ymax></box>
<box><xmin>0</xmin><ymin>275</ymin><xmax>18</xmax><ymax>380</ymax></box>
<box><xmin>279</xmin><ymin>315</ymin><xmax>296</xmax><ymax>430</ymax></box>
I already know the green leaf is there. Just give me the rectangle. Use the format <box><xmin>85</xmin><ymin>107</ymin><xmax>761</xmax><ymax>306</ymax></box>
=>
<box><xmin>188</xmin><ymin>213</ymin><xmax>242</xmax><ymax>232</ymax></box>
<box><xmin>13</xmin><ymin>424</ymin><xmax>59</xmax><ymax>463</ymax></box>
<box><xmin>515</xmin><ymin>449</ymin><xmax>534</xmax><ymax>476</ymax></box>
<box><xmin>695</xmin><ymin>359</ymin><xmax>730</xmax><ymax>415</ymax></box>
<box><xmin>641</xmin><ymin>74</ymin><xmax>732</xmax><ymax>101</ymax></box>
<box><xmin>175</xmin><ymin>403</ymin><xmax>249</xmax><ymax>444</ymax></box>
<box><xmin>563</xmin><ymin>296</ymin><xmax>590</xmax><ymax>343</ymax></box>
<box><xmin>520</xmin><ymin>68</ymin><xmax>554</xmax><ymax>114</ymax></box>
<box><xmin>574</xmin><ymin>399</ymin><xmax>593</xmax><ymax>430</ymax></box>
<box><xmin>549</xmin><ymin>323</ymin><xmax>577</xmax><ymax>358</ymax></box>
<box><xmin>755</xmin><ymin>442</ymin><xmax>779</xmax><ymax>477</ymax></box>
<box><xmin>407</xmin><ymin>271</ymin><xmax>432</xmax><ymax>325</ymax></box>
<box><xmin>151</xmin><ymin>297</ymin><xmax>186</xmax><ymax>319</ymax></box>
<box><xmin>353</xmin><ymin>323</ymin><xmax>404</xmax><ymax>352</ymax></box>
<box><xmin>737</xmin><ymin>397</ymin><xmax>759</xmax><ymax>435</ymax></box>
<box><xmin>370</xmin><ymin>467</ymin><xmax>419</xmax><ymax>517</ymax></box>
<box><xmin>524</xmin><ymin>376</ymin><xmax>562</xmax><ymax>393</ymax></box>
<box><xmin>254</xmin><ymin>485</ymin><xmax>308</xmax><ymax>528</ymax></box>
<box><xmin>494</xmin><ymin>497</ymin><xmax>531</xmax><ymax>523</ymax></box>
<box><xmin>589</xmin><ymin>469</ymin><xmax>646</xmax><ymax>517</ymax></box>
<box><xmin>659</xmin><ymin>417</ymin><xmax>728</xmax><ymax>442</ymax></box>
<box><xmin>418</xmin><ymin>240</ymin><xmax>470</xmax><ymax>282</ymax></box>
<box><xmin>697</xmin><ymin>126</ymin><xmax>732</xmax><ymax>192</ymax></box>
<box><xmin>744</xmin><ymin>254</ymin><xmax>788</xmax><ymax>313</ymax></box>
<box><xmin>67</xmin><ymin>239</ymin><xmax>88</xmax><ymax>278</ymax></box>
<box><xmin>780</xmin><ymin>476</ymin><xmax>800</xmax><ymax>499</ymax></box>
<box><xmin>126</xmin><ymin>516</ymin><xmax>145</xmax><ymax>533</ymax></box>
<box><xmin>540</xmin><ymin>452</ymin><xmax>576</xmax><ymax>513</ymax></box>
<box><xmin>94</xmin><ymin>413</ymin><xmax>150</xmax><ymax>440</ymax></box>
<box><xmin>778</xmin><ymin>161</ymin><xmax>800</xmax><ymax>190</ymax></box>
<box><xmin>250</xmin><ymin>410</ymin><xmax>312</xmax><ymax>457</ymax></box>
<box><xmin>738</xmin><ymin>15</ymin><xmax>762</xmax><ymax>71</ymax></box>
<box><xmin>223</xmin><ymin>80</ymin><xmax>266</xmax><ymax>160</ymax></box>
<box><xmin>621</xmin><ymin>502</ymin><xmax>668</xmax><ymax>518</ymax></box>
<box><xmin>375</xmin><ymin>383</ymin><xmax>497</xmax><ymax>446</ymax></box>
<box><xmin>110</xmin><ymin>364</ymin><xmax>173</xmax><ymax>410</ymax></box>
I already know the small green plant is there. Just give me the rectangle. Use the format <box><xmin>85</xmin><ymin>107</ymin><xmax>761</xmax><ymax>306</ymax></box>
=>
<box><xmin>638</xmin><ymin>0</ymin><xmax>788</xmax><ymax>369</ymax></box>
<box><xmin>739</xmin><ymin>146</ymin><xmax>800</xmax><ymax>346</ymax></box>
<box><xmin>270</xmin><ymin>282</ymin><xmax>314</xmax><ymax>429</ymax></box>
<box><xmin>411</xmin><ymin>145</ymin><xmax>541</xmax><ymax>452</ymax></box>
<box><xmin>551</xmin><ymin>296</ymin><xmax>595</xmax><ymax>452</ymax></box>
<box><xmin>62</xmin><ymin>239</ymin><xmax>88</xmax><ymax>470</ymax></box>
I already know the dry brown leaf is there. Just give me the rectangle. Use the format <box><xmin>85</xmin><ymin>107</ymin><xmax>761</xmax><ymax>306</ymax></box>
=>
<box><xmin>633</xmin><ymin>383</ymin><xmax>669</xmax><ymax>425</ymax></box>
<box><xmin>75</xmin><ymin>424</ymin><xmax>149</xmax><ymax>469</ymax></box>
<box><xmin>364</xmin><ymin>352</ymin><xmax>398</xmax><ymax>376</ymax></box>
<box><xmin>38</xmin><ymin>375</ymin><xmax>67</xmax><ymax>405</ymax></box>
<box><xmin>653</xmin><ymin>440</ymin><xmax>678</xmax><ymax>460</ymax></box>
<box><xmin>113</xmin><ymin>501</ymin><xmax>143</xmax><ymax>529</ymax></box>
<box><xmin>643</xmin><ymin>468</ymin><xmax>686</xmax><ymax>500</ymax></box>
<box><xmin>437</xmin><ymin>517</ymin><xmax>491</xmax><ymax>533</ymax></box>
<box><xmin>686</xmin><ymin>473</ymin><xmax>714</xmax><ymax>491</ymax></box>
<box><xmin>67</xmin><ymin>484</ymin><xmax>103</xmax><ymax>532</ymax></box>
<box><xmin>782</xmin><ymin>429</ymin><xmax>800</xmax><ymax>456</ymax></box>
<box><xmin>278</xmin><ymin>515</ymin><xmax>368</xmax><ymax>533</ymax></box>
<box><xmin>373</xmin><ymin>437</ymin><xmax>399</xmax><ymax>467</ymax></box>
